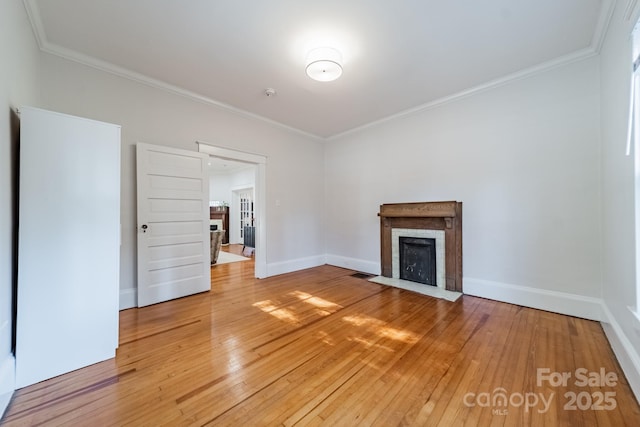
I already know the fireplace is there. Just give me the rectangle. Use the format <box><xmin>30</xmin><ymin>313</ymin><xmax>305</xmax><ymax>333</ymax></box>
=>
<box><xmin>392</xmin><ymin>227</ymin><xmax>445</xmax><ymax>288</ymax></box>
<box><xmin>399</xmin><ymin>237</ymin><xmax>436</xmax><ymax>285</ymax></box>
<box><xmin>379</xmin><ymin>201</ymin><xmax>462</xmax><ymax>292</ymax></box>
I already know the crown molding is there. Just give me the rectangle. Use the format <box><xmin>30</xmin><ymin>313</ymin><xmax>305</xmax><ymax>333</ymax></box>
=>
<box><xmin>22</xmin><ymin>0</ymin><xmax>46</xmax><ymax>49</ymax></box>
<box><xmin>592</xmin><ymin>0</ymin><xmax>616</xmax><ymax>52</ymax></box>
<box><xmin>45</xmin><ymin>42</ymin><xmax>323</xmax><ymax>141</ymax></box>
<box><xmin>327</xmin><ymin>47</ymin><xmax>598</xmax><ymax>141</ymax></box>
<box><xmin>23</xmin><ymin>0</ymin><xmax>613</xmax><ymax>142</ymax></box>
<box><xmin>328</xmin><ymin>0</ymin><xmax>615</xmax><ymax>141</ymax></box>
<box><xmin>22</xmin><ymin>3</ymin><xmax>322</xmax><ymax>142</ymax></box>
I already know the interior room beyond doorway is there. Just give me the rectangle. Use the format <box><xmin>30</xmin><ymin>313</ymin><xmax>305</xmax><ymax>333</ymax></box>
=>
<box><xmin>208</xmin><ymin>156</ymin><xmax>257</xmax><ymax>272</ymax></box>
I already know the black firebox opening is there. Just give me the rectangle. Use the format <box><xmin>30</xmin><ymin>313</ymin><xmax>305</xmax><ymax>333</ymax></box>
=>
<box><xmin>399</xmin><ymin>237</ymin><xmax>436</xmax><ymax>286</ymax></box>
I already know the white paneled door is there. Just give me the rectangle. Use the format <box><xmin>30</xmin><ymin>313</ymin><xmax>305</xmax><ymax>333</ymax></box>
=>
<box><xmin>136</xmin><ymin>143</ymin><xmax>211</xmax><ymax>307</ymax></box>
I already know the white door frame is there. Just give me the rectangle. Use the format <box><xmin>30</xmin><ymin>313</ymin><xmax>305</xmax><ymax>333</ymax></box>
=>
<box><xmin>197</xmin><ymin>142</ymin><xmax>267</xmax><ymax>278</ymax></box>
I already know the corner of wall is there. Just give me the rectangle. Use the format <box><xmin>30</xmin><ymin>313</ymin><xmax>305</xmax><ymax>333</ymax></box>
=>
<box><xmin>325</xmin><ymin>254</ymin><xmax>380</xmax><ymax>276</ymax></box>
<box><xmin>600</xmin><ymin>302</ymin><xmax>640</xmax><ymax>403</ymax></box>
<box><xmin>266</xmin><ymin>255</ymin><xmax>327</xmax><ymax>277</ymax></box>
<box><xmin>119</xmin><ymin>288</ymin><xmax>137</xmax><ymax>310</ymax></box>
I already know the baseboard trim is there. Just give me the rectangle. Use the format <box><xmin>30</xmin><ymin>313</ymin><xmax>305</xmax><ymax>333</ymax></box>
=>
<box><xmin>266</xmin><ymin>255</ymin><xmax>326</xmax><ymax>277</ymax></box>
<box><xmin>463</xmin><ymin>277</ymin><xmax>603</xmax><ymax>321</ymax></box>
<box><xmin>120</xmin><ymin>261</ymin><xmax>606</xmax><ymax>323</ymax></box>
<box><xmin>325</xmin><ymin>255</ymin><xmax>380</xmax><ymax>276</ymax></box>
<box><xmin>119</xmin><ymin>288</ymin><xmax>137</xmax><ymax>310</ymax></box>
<box><xmin>600</xmin><ymin>304</ymin><xmax>640</xmax><ymax>403</ymax></box>
<box><xmin>0</xmin><ymin>354</ymin><xmax>15</xmax><ymax>418</ymax></box>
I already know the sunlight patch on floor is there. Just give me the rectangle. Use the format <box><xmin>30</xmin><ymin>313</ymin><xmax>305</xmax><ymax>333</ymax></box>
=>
<box><xmin>290</xmin><ymin>290</ymin><xmax>342</xmax><ymax>310</ymax></box>
<box><xmin>252</xmin><ymin>300</ymin><xmax>300</xmax><ymax>324</ymax></box>
<box><xmin>342</xmin><ymin>314</ymin><xmax>419</xmax><ymax>344</ymax></box>
<box><xmin>314</xmin><ymin>330</ymin><xmax>336</xmax><ymax>346</ymax></box>
<box><xmin>350</xmin><ymin>336</ymin><xmax>394</xmax><ymax>352</ymax></box>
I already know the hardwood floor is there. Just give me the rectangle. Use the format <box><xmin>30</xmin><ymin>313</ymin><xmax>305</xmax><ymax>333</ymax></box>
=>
<box><xmin>3</xmin><ymin>247</ymin><xmax>639</xmax><ymax>426</ymax></box>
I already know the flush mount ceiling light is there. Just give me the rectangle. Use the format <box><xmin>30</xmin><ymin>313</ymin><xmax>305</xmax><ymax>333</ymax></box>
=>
<box><xmin>305</xmin><ymin>47</ymin><xmax>343</xmax><ymax>82</ymax></box>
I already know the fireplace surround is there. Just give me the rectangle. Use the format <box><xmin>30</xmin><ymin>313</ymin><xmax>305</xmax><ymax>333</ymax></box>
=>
<box><xmin>378</xmin><ymin>201</ymin><xmax>462</xmax><ymax>292</ymax></box>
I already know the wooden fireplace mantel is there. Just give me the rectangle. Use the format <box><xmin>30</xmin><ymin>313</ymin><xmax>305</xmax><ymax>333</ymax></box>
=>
<box><xmin>378</xmin><ymin>201</ymin><xmax>463</xmax><ymax>292</ymax></box>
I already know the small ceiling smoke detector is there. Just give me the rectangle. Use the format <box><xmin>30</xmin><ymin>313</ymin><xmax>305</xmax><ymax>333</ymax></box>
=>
<box><xmin>305</xmin><ymin>47</ymin><xmax>343</xmax><ymax>82</ymax></box>
<box><xmin>265</xmin><ymin>88</ymin><xmax>277</xmax><ymax>97</ymax></box>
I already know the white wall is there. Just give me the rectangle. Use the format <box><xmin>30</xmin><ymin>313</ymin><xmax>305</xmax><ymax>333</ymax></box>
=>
<box><xmin>325</xmin><ymin>57</ymin><xmax>603</xmax><ymax>314</ymax></box>
<box><xmin>599</xmin><ymin>0</ymin><xmax>640</xmax><ymax>401</ymax></box>
<box><xmin>37</xmin><ymin>52</ymin><xmax>326</xmax><ymax>309</ymax></box>
<box><xmin>0</xmin><ymin>0</ymin><xmax>41</xmax><ymax>416</ymax></box>
<box><xmin>228</xmin><ymin>167</ymin><xmax>256</xmax><ymax>191</ymax></box>
<box><xmin>209</xmin><ymin>172</ymin><xmax>231</xmax><ymax>202</ymax></box>
<box><xmin>209</xmin><ymin>166</ymin><xmax>254</xmax><ymax>204</ymax></box>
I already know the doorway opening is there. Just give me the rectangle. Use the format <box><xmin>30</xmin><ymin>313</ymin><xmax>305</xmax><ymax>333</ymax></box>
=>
<box><xmin>197</xmin><ymin>142</ymin><xmax>267</xmax><ymax>278</ymax></box>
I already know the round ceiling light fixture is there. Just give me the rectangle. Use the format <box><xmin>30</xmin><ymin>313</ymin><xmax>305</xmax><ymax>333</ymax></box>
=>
<box><xmin>305</xmin><ymin>47</ymin><xmax>343</xmax><ymax>82</ymax></box>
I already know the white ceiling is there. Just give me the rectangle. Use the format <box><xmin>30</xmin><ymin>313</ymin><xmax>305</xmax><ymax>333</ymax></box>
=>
<box><xmin>25</xmin><ymin>0</ymin><xmax>610</xmax><ymax>139</ymax></box>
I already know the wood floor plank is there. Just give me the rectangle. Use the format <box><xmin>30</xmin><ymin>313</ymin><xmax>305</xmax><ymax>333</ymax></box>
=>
<box><xmin>2</xmin><ymin>246</ymin><xmax>639</xmax><ymax>426</ymax></box>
